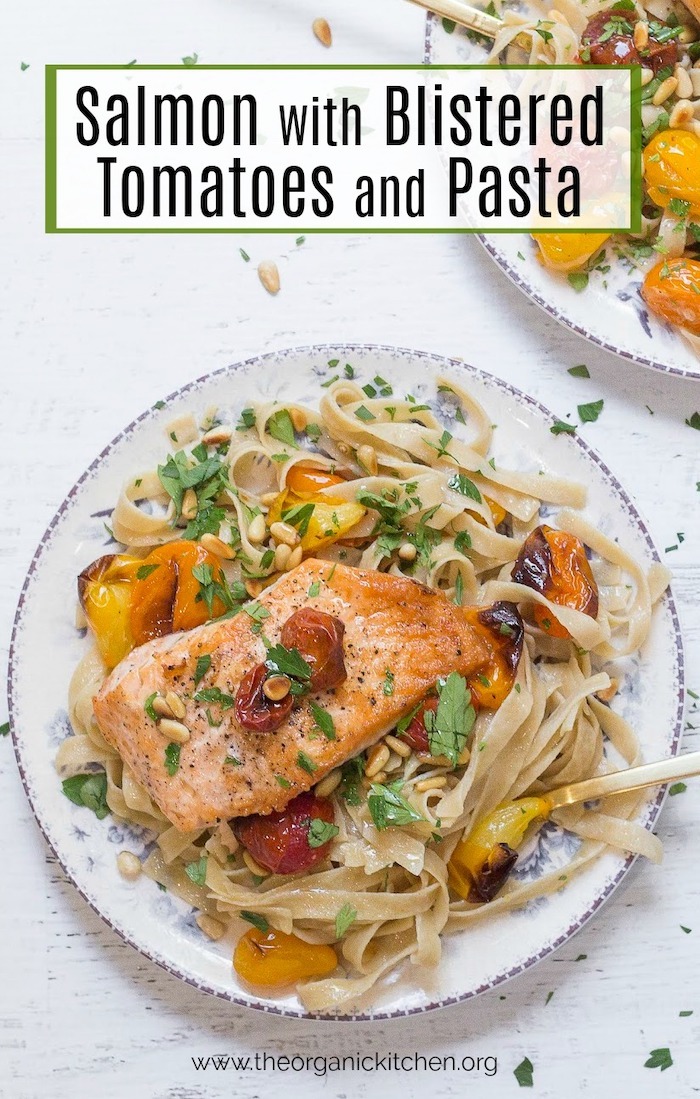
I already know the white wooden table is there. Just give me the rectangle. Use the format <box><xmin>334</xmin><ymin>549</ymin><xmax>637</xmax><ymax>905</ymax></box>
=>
<box><xmin>1</xmin><ymin>3</ymin><xmax>699</xmax><ymax>1097</ymax></box>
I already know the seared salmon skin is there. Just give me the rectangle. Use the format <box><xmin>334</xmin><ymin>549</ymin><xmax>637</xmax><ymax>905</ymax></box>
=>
<box><xmin>93</xmin><ymin>560</ymin><xmax>489</xmax><ymax>831</ymax></box>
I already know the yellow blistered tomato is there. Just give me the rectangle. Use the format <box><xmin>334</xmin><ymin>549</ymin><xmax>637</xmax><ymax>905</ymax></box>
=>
<box><xmin>234</xmin><ymin>927</ymin><xmax>338</xmax><ymax>988</ymax></box>
<box><xmin>644</xmin><ymin>130</ymin><xmax>700</xmax><ymax>217</ymax></box>
<box><xmin>78</xmin><ymin>554</ymin><xmax>142</xmax><ymax>669</ymax></box>
<box><xmin>448</xmin><ymin>797</ymin><xmax>549</xmax><ymax>903</ymax></box>
<box><xmin>267</xmin><ymin>488</ymin><xmax>365</xmax><ymax>554</ymax></box>
<box><xmin>532</xmin><ymin>232</ymin><xmax>610</xmax><ymax>273</ymax></box>
<box><xmin>642</xmin><ymin>257</ymin><xmax>700</xmax><ymax>335</ymax></box>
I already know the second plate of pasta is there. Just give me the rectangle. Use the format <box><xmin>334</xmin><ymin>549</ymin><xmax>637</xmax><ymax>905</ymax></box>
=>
<box><xmin>8</xmin><ymin>345</ymin><xmax>684</xmax><ymax>1018</ymax></box>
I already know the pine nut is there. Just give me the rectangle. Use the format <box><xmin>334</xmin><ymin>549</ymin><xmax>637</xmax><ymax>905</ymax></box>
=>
<box><xmin>652</xmin><ymin>76</ymin><xmax>678</xmax><ymax>105</ymax></box>
<box><xmin>365</xmin><ymin>744</ymin><xmax>390</xmax><ymax>778</ymax></box>
<box><xmin>196</xmin><ymin>913</ymin><xmax>226</xmax><ymax>941</ymax></box>
<box><xmin>336</xmin><ymin>441</ymin><xmax>351</xmax><ymax>455</ymax></box>
<box><xmin>398</xmin><ymin>542</ymin><xmax>417</xmax><ymax>562</ymax></box>
<box><xmin>458</xmin><ymin>745</ymin><xmax>471</xmax><ymax>766</ymax></box>
<box><xmin>117</xmin><ymin>851</ymin><xmax>142</xmax><ymax>880</ymax></box>
<box><xmin>242</xmin><ymin>850</ymin><xmax>269</xmax><ymax>877</ymax></box>
<box><xmin>181</xmin><ymin>488</ymin><xmax>198</xmax><ymax>521</ymax></box>
<box><xmin>286</xmin><ymin>545</ymin><xmax>303</xmax><ymax>570</ymax></box>
<box><xmin>290</xmin><ymin>408</ymin><xmax>306</xmax><ymax>433</ymax></box>
<box><xmin>257</xmin><ymin>260</ymin><xmax>280</xmax><ymax>295</ymax></box>
<box><xmin>675</xmin><ymin>65</ymin><xmax>693</xmax><ymax>100</ymax></box>
<box><xmin>384</xmin><ymin>751</ymin><xmax>402</xmax><ymax>773</ymax></box>
<box><xmin>312</xmin><ymin>17</ymin><xmax>332</xmax><ymax>47</ymax></box>
<box><xmin>274</xmin><ymin>543</ymin><xmax>292</xmax><ymax>571</ymax></box>
<box><xmin>414</xmin><ymin>776</ymin><xmax>447</xmax><ymax>793</ymax></box>
<box><xmin>263</xmin><ymin>674</ymin><xmax>291</xmax><ymax>701</ymax></box>
<box><xmin>679</xmin><ymin>25</ymin><xmax>698</xmax><ymax>43</ymax></box>
<box><xmin>357</xmin><ymin>444</ymin><xmax>378</xmax><ymax>476</ymax></box>
<box><xmin>269</xmin><ymin>521</ymin><xmax>300</xmax><ymax>547</ymax></box>
<box><xmin>200</xmin><ymin>532</ymin><xmax>236</xmax><ymax>560</ymax></box>
<box><xmin>158</xmin><ymin>718</ymin><xmax>190</xmax><ymax>744</ymax></box>
<box><xmin>669</xmin><ymin>99</ymin><xmax>694</xmax><ymax>127</ymax></box>
<box><xmin>245</xmin><ymin>578</ymin><xmax>264</xmax><ymax>598</ymax></box>
<box><xmin>640</xmin><ymin>67</ymin><xmax>654</xmax><ymax>86</ymax></box>
<box><xmin>165</xmin><ymin>691</ymin><xmax>186</xmax><ymax>720</ymax></box>
<box><xmin>633</xmin><ymin>20</ymin><xmax>648</xmax><ymax>49</ymax></box>
<box><xmin>260</xmin><ymin>491</ymin><xmax>280</xmax><ymax>507</ymax></box>
<box><xmin>152</xmin><ymin>694</ymin><xmax>174</xmax><ymax>718</ymax></box>
<box><xmin>247</xmin><ymin>513</ymin><xmax>266</xmax><ymax>544</ymax></box>
<box><xmin>367</xmin><ymin>770</ymin><xmax>387</xmax><ymax>786</ymax></box>
<box><xmin>691</xmin><ymin>69</ymin><xmax>700</xmax><ymax>95</ymax></box>
<box><xmin>202</xmin><ymin>426</ymin><xmax>232</xmax><ymax>446</ymax></box>
<box><xmin>384</xmin><ymin>734</ymin><xmax>412</xmax><ymax>758</ymax></box>
<box><xmin>417</xmin><ymin>752</ymin><xmax>451</xmax><ymax>768</ymax></box>
<box><xmin>315</xmin><ymin>769</ymin><xmax>342</xmax><ymax>797</ymax></box>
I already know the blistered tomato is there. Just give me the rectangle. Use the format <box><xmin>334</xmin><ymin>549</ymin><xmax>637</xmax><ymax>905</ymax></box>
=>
<box><xmin>512</xmin><ymin>525</ymin><xmax>599</xmax><ymax>638</ymax></box>
<box><xmin>129</xmin><ymin>541</ymin><xmax>229</xmax><ymax>645</ymax></box>
<box><xmin>286</xmin><ymin>464</ymin><xmax>345</xmax><ymax>495</ymax></box>
<box><xmin>532</xmin><ymin>232</ymin><xmax>610</xmax><ymax>273</ymax></box>
<box><xmin>463</xmin><ymin>601</ymin><xmax>524</xmax><ymax>709</ymax></box>
<box><xmin>644</xmin><ymin>130</ymin><xmax>700</xmax><ymax>218</ymax></box>
<box><xmin>234</xmin><ymin>927</ymin><xmax>338</xmax><ymax>988</ymax></box>
<box><xmin>448</xmin><ymin>797</ymin><xmax>549</xmax><ymax>902</ymax></box>
<box><xmin>642</xmin><ymin>257</ymin><xmax>700</xmax><ymax>335</ymax></box>
<box><xmin>234</xmin><ymin>792</ymin><xmax>336</xmax><ymax>874</ymax></box>
<box><xmin>280</xmin><ymin>608</ymin><xmax>347</xmax><ymax>691</ymax></box>
<box><xmin>401</xmin><ymin>696</ymin><xmax>438</xmax><ymax>754</ymax></box>
<box><xmin>234</xmin><ymin>662</ymin><xmax>294</xmax><ymax>733</ymax></box>
<box><xmin>78</xmin><ymin>554</ymin><xmax>142</xmax><ymax>669</ymax></box>
<box><xmin>266</xmin><ymin>488</ymin><xmax>365</xmax><ymax>554</ymax></box>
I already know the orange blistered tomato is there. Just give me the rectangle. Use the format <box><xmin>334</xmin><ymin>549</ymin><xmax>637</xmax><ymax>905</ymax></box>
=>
<box><xmin>644</xmin><ymin>130</ymin><xmax>700</xmax><ymax>218</ymax></box>
<box><xmin>512</xmin><ymin>525</ymin><xmax>599</xmax><ymax>639</ymax></box>
<box><xmin>463</xmin><ymin>602</ymin><xmax>524</xmax><ymax>709</ymax></box>
<box><xmin>532</xmin><ymin>232</ymin><xmax>610</xmax><ymax>274</ymax></box>
<box><xmin>78</xmin><ymin>554</ymin><xmax>142</xmax><ymax>669</ymax></box>
<box><xmin>642</xmin><ymin>258</ymin><xmax>700</xmax><ymax>336</ymax></box>
<box><xmin>234</xmin><ymin>927</ymin><xmax>338</xmax><ymax>988</ymax></box>
<box><xmin>130</xmin><ymin>541</ymin><xmax>229</xmax><ymax>645</ymax></box>
<box><xmin>286</xmin><ymin>464</ymin><xmax>345</xmax><ymax>496</ymax></box>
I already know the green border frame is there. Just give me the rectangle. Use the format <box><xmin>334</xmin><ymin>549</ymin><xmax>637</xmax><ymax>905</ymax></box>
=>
<box><xmin>45</xmin><ymin>63</ymin><xmax>642</xmax><ymax>235</ymax></box>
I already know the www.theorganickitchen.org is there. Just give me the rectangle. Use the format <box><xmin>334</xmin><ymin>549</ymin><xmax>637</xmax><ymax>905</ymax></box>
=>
<box><xmin>191</xmin><ymin>1052</ymin><xmax>498</xmax><ymax>1077</ymax></box>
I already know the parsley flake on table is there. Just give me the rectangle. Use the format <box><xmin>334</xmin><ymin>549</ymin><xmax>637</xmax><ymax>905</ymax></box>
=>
<box><xmin>669</xmin><ymin>782</ymin><xmax>687</xmax><ymax>796</ymax></box>
<box><xmin>423</xmin><ymin>672</ymin><xmax>475</xmax><ymax>767</ymax></box>
<box><xmin>61</xmin><ymin>773</ymin><xmax>109</xmax><ymax>819</ymax></box>
<box><xmin>514</xmin><ymin>1057</ymin><xmax>534</xmax><ymax>1087</ymax></box>
<box><xmin>368</xmin><ymin>781</ymin><xmax>424</xmax><ymax>830</ymax></box>
<box><xmin>644</xmin><ymin>1048</ymin><xmax>673</xmax><ymax>1071</ymax></box>
<box><xmin>578</xmin><ymin>399</ymin><xmax>604</xmax><ymax>423</ymax></box>
<box><xmin>240</xmin><ymin>910</ymin><xmax>269</xmax><ymax>933</ymax></box>
<box><xmin>568</xmin><ymin>364</ymin><xmax>590</xmax><ymax>378</ymax></box>
<box><xmin>0</xmin><ymin>721</ymin><xmax>9</xmax><ymax>737</ymax></box>
<box><xmin>686</xmin><ymin>412</ymin><xmax>700</xmax><ymax>430</ymax></box>
<box><xmin>335</xmin><ymin>903</ymin><xmax>357</xmax><ymax>938</ymax></box>
<box><xmin>307</xmin><ymin>819</ymin><xmax>340</xmax><ymax>847</ymax></box>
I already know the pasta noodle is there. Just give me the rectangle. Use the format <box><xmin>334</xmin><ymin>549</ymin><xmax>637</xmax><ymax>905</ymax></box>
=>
<box><xmin>57</xmin><ymin>374</ymin><xmax>669</xmax><ymax>1012</ymax></box>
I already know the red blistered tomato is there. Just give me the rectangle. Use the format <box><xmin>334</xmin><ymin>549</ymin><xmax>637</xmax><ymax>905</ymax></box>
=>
<box><xmin>233</xmin><ymin>791</ymin><xmax>336</xmax><ymax>875</ymax></box>
<box><xmin>280</xmin><ymin>608</ymin><xmax>347</xmax><ymax>692</ymax></box>
<box><xmin>234</xmin><ymin>663</ymin><xmax>294</xmax><ymax>733</ymax></box>
<box><xmin>401</xmin><ymin>696</ymin><xmax>438</xmax><ymax>754</ymax></box>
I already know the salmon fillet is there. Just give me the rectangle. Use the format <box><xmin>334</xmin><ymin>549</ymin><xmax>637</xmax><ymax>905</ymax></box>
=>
<box><xmin>93</xmin><ymin>559</ymin><xmax>489</xmax><ymax>831</ymax></box>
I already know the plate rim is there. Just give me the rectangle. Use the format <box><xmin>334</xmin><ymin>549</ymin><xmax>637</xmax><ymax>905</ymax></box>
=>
<box><xmin>6</xmin><ymin>342</ymin><xmax>686</xmax><ymax>1021</ymax></box>
<box><xmin>422</xmin><ymin>13</ymin><xmax>700</xmax><ymax>381</ymax></box>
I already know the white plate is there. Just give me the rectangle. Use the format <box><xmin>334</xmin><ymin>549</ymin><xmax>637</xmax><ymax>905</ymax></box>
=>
<box><xmin>8</xmin><ymin>344</ymin><xmax>684</xmax><ymax>1019</ymax></box>
<box><xmin>424</xmin><ymin>15</ymin><xmax>700</xmax><ymax>380</ymax></box>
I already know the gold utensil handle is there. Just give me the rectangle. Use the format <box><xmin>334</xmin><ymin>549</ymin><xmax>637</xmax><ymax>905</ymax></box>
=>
<box><xmin>407</xmin><ymin>0</ymin><xmax>504</xmax><ymax>37</ymax></box>
<box><xmin>543</xmin><ymin>751</ymin><xmax>700</xmax><ymax>811</ymax></box>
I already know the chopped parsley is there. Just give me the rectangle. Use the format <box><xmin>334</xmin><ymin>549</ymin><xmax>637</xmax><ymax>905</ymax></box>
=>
<box><xmin>454</xmin><ymin>530</ymin><xmax>472</xmax><ymax>554</ymax></box>
<box><xmin>447</xmin><ymin>472</ymin><xmax>482</xmax><ymax>502</ymax></box>
<box><xmin>669</xmin><ymin>782</ymin><xmax>687</xmax><ymax>796</ymax></box>
<box><xmin>686</xmin><ymin>412</ymin><xmax>700</xmax><ymax>431</ymax></box>
<box><xmin>514</xmin><ymin>1057</ymin><xmax>534</xmax><ymax>1087</ymax></box>
<box><xmin>0</xmin><ymin>721</ymin><xmax>9</xmax><ymax>737</ymax></box>
<box><xmin>144</xmin><ymin>692</ymin><xmax>159</xmax><ymax>722</ymax></box>
<box><xmin>240</xmin><ymin>910</ymin><xmax>269</xmax><ymax>933</ymax></box>
<box><xmin>550</xmin><ymin>419</ymin><xmax>576</xmax><ymax>436</ymax></box>
<box><xmin>224</xmin><ymin>755</ymin><xmax>242</xmax><ymax>766</ymax></box>
<box><xmin>281</xmin><ymin>501</ymin><xmax>315</xmax><ymax>537</ymax></box>
<box><xmin>335</xmin><ymin>903</ymin><xmax>357</xmax><ymax>938</ymax></box>
<box><xmin>644</xmin><ymin>1048</ymin><xmax>673</xmax><ymax>1072</ymax></box>
<box><xmin>267</xmin><ymin>409</ymin><xmax>298</xmax><ymax>449</ymax></box>
<box><xmin>423</xmin><ymin>672</ymin><xmax>476</xmax><ymax>767</ymax></box>
<box><xmin>309</xmin><ymin>701</ymin><xmax>336</xmax><ymax>740</ymax></box>
<box><xmin>308</xmin><ymin>580</ymin><xmax>321</xmax><ymax>597</ymax></box>
<box><xmin>275</xmin><ymin>774</ymin><xmax>292</xmax><ymax>789</ymax></box>
<box><xmin>236</xmin><ymin>407</ymin><xmax>256</xmax><ymax>432</ymax></box>
<box><xmin>567</xmin><ymin>272</ymin><xmax>589</xmax><ymax>292</ymax></box>
<box><xmin>297</xmin><ymin>751</ymin><xmax>317</xmax><ymax>774</ymax></box>
<box><xmin>194</xmin><ymin>686</ymin><xmax>234</xmax><ymax>710</ymax></box>
<box><xmin>136</xmin><ymin>563</ymin><xmax>160</xmax><ymax>580</ymax></box>
<box><xmin>164</xmin><ymin>742</ymin><xmax>181</xmax><ymax>775</ymax></box>
<box><xmin>383</xmin><ymin>668</ymin><xmax>395</xmax><ymax>696</ymax></box>
<box><xmin>61</xmin><ymin>772</ymin><xmax>109</xmax><ymax>819</ymax></box>
<box><xmin>368</xmin><ymin>780</ymin><xmax>424</xmax><ymax>830</ymax></box>
<box><xmin>568</xmin><ymin>364</ymin><xmax>590</xmax><ymax>378</ymax></box>
<box><xmin>578</xmin><ymin>400</ymin><xmax>604</xmax><ymax>424</ymax></box>
<box><xmin>265</xmin><ymin>643</ymin><xmax>312</xmax><ymax>683</ymax></box>
<box><xmin>194</xmin><ymin>654</ymin><xmax>212</xmax><ymax>685</ymax></box>
<box><xmin>339</xmin><ymin>756</ymin><xmax>365</xmax><ymax>805</ymax></box>
<box><xmin>307</xmin><ymin>818</ymin><xmax>340</xmax><ymax>847</ymax></box>
<box><xmin>185</xmin><ymin>856</ymin><xmax>208</xmax><ymax>886</ymax></box>
<box><xmin>355</xmin><ymin>405</ymin><xmax>376</xmax><ymax>423</ymax></box>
